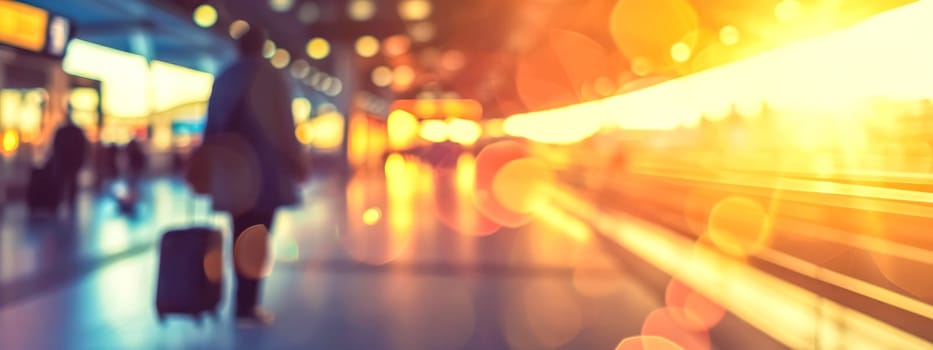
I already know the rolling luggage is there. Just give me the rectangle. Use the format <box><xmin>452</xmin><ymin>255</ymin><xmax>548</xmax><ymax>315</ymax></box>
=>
<box><xmin>154</xmin><ymin>200</ymin><xmax>223</xmax><ymax>323</ymax></box>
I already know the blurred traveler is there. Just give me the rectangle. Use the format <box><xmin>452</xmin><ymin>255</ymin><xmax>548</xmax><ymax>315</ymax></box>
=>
<box><xmin>50</xmin><ymin>109</ymin><xmax>89</xmax><ymax>215</ymax></box>
<box><xmin>117</xmin><ymin>139</ymin><xmax>147</xmax><ymax>214</ymax></box>
<box><xmin>196</xmin><ymin>26</ymin><xmax>307</xmax><ymax>325</ymax></box>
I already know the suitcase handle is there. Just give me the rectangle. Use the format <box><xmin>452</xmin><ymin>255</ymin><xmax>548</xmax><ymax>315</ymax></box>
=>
<box><xmin>187</xmin><ymin>194</ymin><xmax>212</xmax><ymax>227</ymax></box>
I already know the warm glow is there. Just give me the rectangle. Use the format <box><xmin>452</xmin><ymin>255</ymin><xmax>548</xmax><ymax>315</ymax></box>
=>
<box><xmin>70</xmin><ymin>88</ymin><xmax>99</xmax><ymax>111</ymax></box>
<box><xmin>503</xmin><ymin>101</ymin><xmax>603</xmax><ymax>144</ymax></box>
<box><xmin>447</xmin><ymin>118</ymin><xmax>482</xmax><ymax>146</ymax></box>
<box><xmin>355</xmin><ymin>35</ymin><xmax>380</xmax><ymax>58</ymax></box>
<box><xmin>670</xmin><ymin>42</ymin><xmax>692</xmax><ymax>63</ymax></box>
<box><xmin>408</xmin><ymin>22</ymin><xmax>435</xmax><ymax>43</ymax></box>
<box><xmin>348</xmin><ymin>0</ymin><xmax>376</xmax><ymax>21</ymax></box>
<box><xmin>262</xmin><ymin>40</ymin><xmax>276</xmax><ymax>58</ymax></box>
<box><xmin>308</xmin><ymin>112</ymin><xmax>345</xmax><ymax>149</ymax></box>
<box><xmin>1</xmin><ymin>130</ymin><xmax>19</xmax><ymax>154</ymax></box>
<box><xmin>398</xmin><ymin>0</ymin><xmax>432</xmax><ymax>21</ymax></box>
<box><xmin>706</xmin><ymin>197</ymin><xmax>771</xmax><ymax>257</ymax></box>
<box><xmin>387</xmin><ymin>109</ymin><xmax>419</xmax><ymax>150</ymax></box>
<box><xmin>610</xmin><ymin>0</ymin><xmax>698</xmax><ymax>72</ymax></box>
<box><xmin>292</xmin><ymin>97</ymin><xmax>312</xmax><ymax>123</ymax></box>
<box><xmin>229</xmin><ymin>19</ymin><xmax>250</xmax><ymax>39</ymax></box>
<box><xmin>362</xmin><ymin>207</ymin><xmax>382</xmax><ymax>225</ymax></box>
<box><xmin>372</xmin><ymin>66</ymin><xmax>394</xmax><ymax>87</ymax></box>
<box><xmin>306</xmin><ymin>37</ymin><xmax>331</xmax><ymax>60</ymax></box>
<box><xmin>491</xmin><ymin>158</ymin><xmax>554</xmax><ymax>213</ymax></box>
<box><xmin>150</xmin><ymin>61</ymin><xmax>214</xmax><ymax>113</ymax></box>
<box><xmin>441</xmin><ymin>50</ymin><xmax>467</xmax><ymax>71</ymax></box>
<box><xmin>295</xmin><ymin>122</ymin><xmax>315</xmax><ymax>145</ymax></box>
<box><xmin>419</xmin><ymin>119</ymin><xmax>447</xmax><ymax>143</ymax></box>
<box><xmin>193</xmin><ymin>4</ymin><xmax>217</xmax><ymax>28</ymax></box>
<box><xmin>383</xmin><ymin>35</ymin><xmax>411</xmax><ymax>56</ymax></box>
<box><xmin>392</xmin><ymin>65</ymin><xmax>416</xmax><ymax>89</ymax></box>
<box><xmin>269</xmin><ymin>0</ymin><xmax>294</xmax><ymax>12</ymax></box>
<box><xmin>504</xmin><ymin>1</ymin><xmax>933</xmax><ymax>132</ymax></box>
<box><xmin>270</xmin><ymin>48</ymin><xmax>291</xmax><ymax>69</ymax></box>
<box><xmin>775</xmin><ymin>0</ymin><xmax>802</xmax><ymax>23</ymax></box>
<box><xmin>719</xmin><ymin>25</ymin><xmax>740</xmax><ymax>46</ymax></box>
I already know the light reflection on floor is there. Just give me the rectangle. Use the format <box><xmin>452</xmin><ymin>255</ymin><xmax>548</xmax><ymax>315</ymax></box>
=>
<box><xmin>0</xmin><ymin>152</ymin><xmax>782</xmax><ymax>349</ymax></box>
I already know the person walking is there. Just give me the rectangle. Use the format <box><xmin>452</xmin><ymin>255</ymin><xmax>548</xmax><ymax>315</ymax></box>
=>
<box><xmin>196</xmin><ymin>26</ymin><xmax>307</xmax><ymax>325</ymax></box>
<box><xmin>50</xmin><ymin>109</ymin><xmax>88</xmax><ymax>216</ymax></box>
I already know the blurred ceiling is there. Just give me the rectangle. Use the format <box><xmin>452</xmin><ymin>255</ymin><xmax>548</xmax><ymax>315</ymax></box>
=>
<box><xmin>16</xmin><ymin>0</ymin><xmax>921</xmax><ymax>117</ymax></box>
<box><xmin>21</xmin><ymin>0</ymin><xmax>236</xmax><ymax>72</ymax></box>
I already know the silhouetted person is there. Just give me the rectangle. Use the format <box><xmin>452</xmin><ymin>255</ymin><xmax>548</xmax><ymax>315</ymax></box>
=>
<box><xmin>125</xmin><ymin>139</ymin><xmax>147</xmax><ymax>189</ymax></box>
<box><xmin>50</xmin><ymin>114</ymin><xmax>88</xmax><ymax>215</ymax></box>
<box><xmin>199</xmin><ymin>26</ymin><xmax>307</xmax><ymax>325</ymax></box>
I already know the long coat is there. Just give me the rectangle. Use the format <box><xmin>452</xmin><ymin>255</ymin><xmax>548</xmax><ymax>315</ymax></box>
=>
<box><xmin>194</xmin><ymin>57</ymin><xmax>306</xmax><ymax>214</ymax></box>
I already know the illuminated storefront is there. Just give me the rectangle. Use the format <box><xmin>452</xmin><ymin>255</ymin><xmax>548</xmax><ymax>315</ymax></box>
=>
<box><xmin>0</xmin><ymin>0</ymin><xmax>74</xmax><ymax>160</ymax></box>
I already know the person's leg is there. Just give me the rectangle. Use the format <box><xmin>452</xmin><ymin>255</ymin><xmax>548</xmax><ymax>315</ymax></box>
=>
<box><xmin>231</xmin><ymin>209</ymin><xmax>274</xmax><ymax>317</ymax></box>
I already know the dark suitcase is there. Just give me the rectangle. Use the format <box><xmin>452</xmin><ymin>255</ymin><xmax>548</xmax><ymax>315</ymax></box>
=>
<box><xmin>155</xmin><ymin>226</ymin><xmax>223</xmax><ymax>323</ymax></box>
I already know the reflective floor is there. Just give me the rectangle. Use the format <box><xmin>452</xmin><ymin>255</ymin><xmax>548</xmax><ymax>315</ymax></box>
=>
<box><xmin>0</xmin><ymin>153</ymin><xmax>779</xmax><ymax>350</ymax></box>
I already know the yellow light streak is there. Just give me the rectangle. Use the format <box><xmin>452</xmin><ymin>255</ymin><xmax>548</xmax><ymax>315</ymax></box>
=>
<box><xmin>504</xmin><ymin>0</ymin><xmax>933</xmax><ymax>139</ymax></box>
<box><xmin>554</xmin><ymin>186</ymin><xmax>932</xmax><ymax>349</ymax></box>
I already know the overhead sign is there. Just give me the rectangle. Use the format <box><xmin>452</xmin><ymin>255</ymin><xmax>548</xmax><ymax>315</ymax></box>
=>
<box><xmin>0</xmin><ymin>1</ymin><xmax>71</xmax><ymax>57</ymax></box>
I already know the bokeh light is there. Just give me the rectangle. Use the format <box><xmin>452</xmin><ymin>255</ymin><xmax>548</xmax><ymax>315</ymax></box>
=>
<box><xmin>307</xmin><ymin>112</ymin><xmax>345</xmax><ymax>149</ymax></box>
<box><xmin>670</xmin><ymin>42</ymin><xmax>692</xmax><ymax>63</ymax></box>
<box><xmin>433</xmin><ymin>154</ymin><xmax>503</xmax><ymax>237</ymax></box>
<box><xmin>290</xmin><ymin>59</ymin><xmax>311</xmax><ymax>79</ymax></box>
<box><xmin>348</xmin><ymin>0</ymin><xmax>376</xmax><ymax>21</ymax></box>
<box><xmin>269</xmin><ymin>0</ymin><xmax>294</xmax><ymax>12</ymax></box>
<box><xmin>609</xmin><ymin>0</ymin><xmax>698</xmax><ymax>72</ymax></box>
<box><xmin>202</xmin><ymin>248</ymin><xmax>223</xmax><ymax>283</ymax></box>
<box><xmin>383</xmin><ymin>35</ymin><xmax>411</xmax><ymax>56</ymax></box>
<box><xmin>387</xmin><ymin>109</ymin><xmax>419</xmax><ymax>150</ymax></box>
<box><xmin>1</xmin><ymin>130</ymin><xmax>19</xmax><ymax>155</ymax></box>
<box><xmin>234</xmin><ymin>224</ymin><xmax>272</xmax><ymax>279</ymax></box>
<box><xmin>447</xmin><ymin>118</ymin><xmax>482</xmax><ymax>146</ymax></box>
<box><xmin>372</xmin><ymin>66</ymin><xmax>394</xmax><ymax>87</ymax></box>
<box><xmin>398</xmin><ymin>0</ymin><xmax>432</xmax><ymax>21</ymax></box>
<box><xmin>631</xmin><ymin>56</ymin><xmax>654</xmax><ymax>77</ymax></box>
<box><xmin>664</xmin><ymin>279</ymin><xmax>726</xmax><ymax>331</ymax></box>
<box><xmin>775</xmin><ymin>0</ymin><xmax>802</xmax><ymax>23</ymax></box>
<box><xmin>341</xmin><ymin>171</ymin><xmax>413</xmax><ymax>265</ymax></box>
<box><xmin>419</xmin><ymin>119</ymin><xmax>447</xmax><ymax>143</ymax></box>
<box><xmin>441</xmin><ymin>50</ymin><xmax>466</xmax><ymax>71</ymax></box>
<box><xmin>363</xmin><ymin>207</ymin><xmax>382</xmax><ymax>225</ymax></box>
<box><xmin>325</xmin><ymin>78</ymin><xmax>343</xmax><ymax>97</ymax></box>
<box><xmin>719</xmin><ymin>25</ymin><xmax>740</xmax><ymax>46</ymax></box>
<box><xmin>306</xmin><ymin>37</ymin><xmax>331</xmax><ymax>60</ymax></box>
<box><xmin>706</xmin><ymin>196</ymin><xmax>772</xmax><ymax>257</ymax></box>
<box><xmin>594</xmin><ymin>77</ymin><xmax>617</xmax><ymax>96</ymax></box>
<box><xmin>193</xmin><ymin>4</ymin><xmax>217</xmax><ymax>28</ymax></box>
<box><xmin>474</xmin><ymin>141</ymin><xmax>533</xmax><ymax>227</ymax></box>
<box><xmin>642</xmin><ymin>308</ymin><xmax>711</xmax><ymax>350</ymax></box>
<box><xmin>292</xmin><ymin>97</ymin><xmax>312</xmax><ymax>123</ymax></box>
<box><xmin>393</xmin><ymin>65</ymin><xmax>416</xmax><ymax>89</ymax></box>
<box><xmin>503</xmin><ymin>281</ymin><xmax>583</xmax><ymax>349</ymax></box>
<box><xmin>355</xmin><ymin>35</ymin><xmax>380</xmax><ymax>58</ymax></box>
<box><xmin>270</xmin><ymin>48</ymin><xmax>291</xmax><ymax>69</ymax></box>
<box><xmin>297</xmin><ymin>2</ymin><xmax>321</xmax><ymax>24</ymax></box>
<box><xmin>229</xmin><ymin>20</ymin><xmax>250</xmax><ymax>39</ymax></box>
<box><xmin>615</xmin><ymin>336</ymin><xmax>684</xmax><ymax>350</ymax></box>
<box><xmin>262</xmin><ymin>40</ymin><xmax>277</xmax><ymax>59</ymax></box>
<box><xmin>491</xmin><ymin>158</ymin><xmax>554</xmax><ymax>214</ymax></box>
<box><xmin>408</xmin><ymin>22</ymin><xmax>436</xmax><ymax>43</ymax></box>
